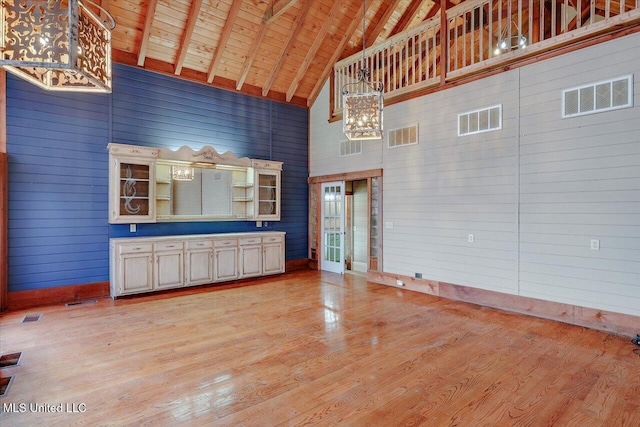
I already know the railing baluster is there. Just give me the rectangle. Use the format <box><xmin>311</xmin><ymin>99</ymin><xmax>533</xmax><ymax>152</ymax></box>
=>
<box><xmin>331</xmin><ymin>0</ymin><xmax>639</xmax><ymax>116</ymax></box>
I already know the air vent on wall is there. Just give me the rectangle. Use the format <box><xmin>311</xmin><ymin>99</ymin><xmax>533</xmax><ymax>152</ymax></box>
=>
<box><xmin>339</xmin><ymin>139</ymin><xmax>362</xmax><ymax>157</ymax></box>
<box><xmin>563</xmin><ymin>75</ymin><xmax>632</xmax><ymax>118</ymax></box>
<box><xmin>458</xmin><ymin>105</ymin><xmax>502</xmax><ymax>136</ymax></box>
<box><xmin>388</xmin><ymin>124</ymin><xmax>418</xmax><ymax>148</ymax></box>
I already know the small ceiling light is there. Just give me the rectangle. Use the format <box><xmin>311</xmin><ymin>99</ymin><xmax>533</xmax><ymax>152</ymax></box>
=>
<box><xmin>0</xmin><ymin>0</ymin><xmax>116</xmax><ymax>92</ymax></box>
<box><xmin>494</xmin><ymin>20</ymin><xmax>527</xmax><ymax>56</ymax></box>
<box><xmin>341</xmin><ymin>0</ymin><xmax>383</xmax><ymax>141</ymax></box>
<box><xmin>172</xmin><ymin>165</ymin><xmax>195</xmax><ymax>181</ymax></box>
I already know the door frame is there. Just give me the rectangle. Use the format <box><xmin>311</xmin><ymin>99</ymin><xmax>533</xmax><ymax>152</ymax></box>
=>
<box><xmin>308</xmin><ymin>169</ymin><xmax>383</xmax><ymax>274</ymax></box>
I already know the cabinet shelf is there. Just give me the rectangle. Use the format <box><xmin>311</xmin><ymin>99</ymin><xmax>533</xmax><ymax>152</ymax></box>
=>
<box><xmin>233</xmin><ymin>197</ymin><xmax>253</xmax><ymax>202</ymax></box>
<box><xmin>233</xmin><ymin>183</ymin><xmax>253</xmax><ymax>188</ymax></box>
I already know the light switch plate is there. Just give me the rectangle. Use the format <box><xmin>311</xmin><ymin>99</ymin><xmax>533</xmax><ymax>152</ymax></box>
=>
<box><xmin>385</xmin><ymin>222</ymin><xmax>394</xmax><ymax>229</ymax></box>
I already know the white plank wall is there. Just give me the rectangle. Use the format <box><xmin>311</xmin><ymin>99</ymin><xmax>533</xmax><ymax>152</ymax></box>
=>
<box><xmin>518</xmin><ymin>35</ymin><xmax>640</xmax><ymax>316</ymax></box>
<box><xmin>310</xmin><ymin>32</ymin><xmax>640</xmax><ymax>317</ymax></box>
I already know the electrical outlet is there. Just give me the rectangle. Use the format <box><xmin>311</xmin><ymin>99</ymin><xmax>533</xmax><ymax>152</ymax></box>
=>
<box><xmin>396</xmin><ymin>279</ymin><xmax>404</xmax><ymax>287</ymax></box>
<box><xmin>129</xmin><ymin>224</ymin><xmax>136</xmax><ymax>233</ymax></box>
<box><xmin>590</xmin><ymin>239</ymin><xmax>600</xmax><ymax>251</ymax></box>
<box><xmin>468</xmin><ymin>234</ymin><xmax>474</xmax><ymax>243</ymax></box>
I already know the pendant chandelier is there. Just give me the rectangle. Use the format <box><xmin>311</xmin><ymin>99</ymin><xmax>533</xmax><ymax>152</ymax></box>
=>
<box><xmin>341</xmin><ymin>0</ymin><xmax>383</xmax><ymax>141</ymax></box>
<box><xmin>0</xmin><ymin>0</ymin><xmax>115</xmax><ymax>92</ymax></box>
<box><xmin>494</xmin><ymin>20</ymin><xmax>527</xmax><ymax>56</ymax></box>
<box><xmin>172</xmin><ymin>165</ymin><xmax>195</xmax><ymax>181</ymax></box>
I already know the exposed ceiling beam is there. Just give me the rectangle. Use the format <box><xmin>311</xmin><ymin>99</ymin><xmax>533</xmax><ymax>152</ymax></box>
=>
<box><xmin>262</xmin><ymin>0</ymin><xmax>313</xmax><ymax>97</ymax></box>
<box><xmin>366</xmin><ymin>0</ymin><xmax>404</xmax><ymax>48</ymax></box>
<box><xmin>175</xmin><ymin>0</ymin><xmax>202</xmax><ymax>75</ymax></box>
<box><xmin>285</xmin><ymin>1</ymin><xmax>344</xmax><ymax>102</ymax></box>
<box><xmin>390</xmin><ymin>0</ymin><xmax>425</xmax><ymax>37</ymax></box>
<box><xmin>236</xmin><ymin>6</ymin><xmax>275</xmax><ymax>91</ymax></box>
<box><xmin>137</xmin><ymin>0</ymin><xmax>158</xmax><ymax>67</ymax></box>
<box><xmin>207</xmin><ymin>1</ymin><xmax>243</xmax><ymax>83</ymax></box>
<box><xmin>307</xmin><ymin>2</ymin><xmax>367</xmax><ymax>106</ymax></box>
<box><xmin>263</xmin><ymin>0</ymin><xmax>300</xmax><ymax>24</ymax></box>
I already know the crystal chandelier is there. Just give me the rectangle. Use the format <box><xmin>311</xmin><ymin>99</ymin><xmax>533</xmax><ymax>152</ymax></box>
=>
<box><xmin>341</xmin><ymin>0</ymin><xmax>383</xmax><ymax>141</ymax></box>
<box><xmin>494</xmin><ymin>20</ymin><xmax>527</xmax><ymax>55</ymax></box>
<box><xmin>172</xmin><ymin>165</ymin><xmax>195</xmax><ymax>181</ymax></box>
<box><xmin>0</xmin><ymin>0</ymin><xmax>115</xmax><ymax>92</ymax></box>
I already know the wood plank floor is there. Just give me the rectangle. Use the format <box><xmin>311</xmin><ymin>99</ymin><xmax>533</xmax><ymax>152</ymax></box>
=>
<box><xmin>0</xmin><ymin>270</ymin><xmax>638</xmax><ymax>426</ymax></box>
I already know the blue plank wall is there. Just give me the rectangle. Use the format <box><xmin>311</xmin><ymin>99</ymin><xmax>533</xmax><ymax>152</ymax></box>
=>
<box><xmin>5</xmin><ymin>64</ymin><xmax>309</xmax><ymax>292</ymax></box>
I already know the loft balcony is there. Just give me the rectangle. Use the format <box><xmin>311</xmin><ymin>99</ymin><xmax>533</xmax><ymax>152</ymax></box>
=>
<box><xmin>332</xmin><ymin>0</ymin><xmax>640</xmax><ymax>118</ymax></box>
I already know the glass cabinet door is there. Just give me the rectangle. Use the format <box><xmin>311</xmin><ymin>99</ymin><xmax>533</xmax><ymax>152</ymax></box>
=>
<box><xmin>110</xmin><ymin>159</ymin><xmax>156</xmax><ymax>223</ymax></box>
<box><xmin>255</xmin><ymin>170</ymin><xmax>280</xmax><ymax>220</ymax></box>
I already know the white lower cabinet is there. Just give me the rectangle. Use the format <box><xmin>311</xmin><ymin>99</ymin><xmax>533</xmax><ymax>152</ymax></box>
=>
<box><xmin>112</xmin><ymin>243</ymin><xmax>154</xmax><ymax>296</ymax></box>
<box><xmin>110</xmin><ymin>232</ymin><xmax>285</xmax><ymax>298</ymax></box>
<box><xmin>263</xmin><ymin>235</ymin><xmax>285</xmax><ymax>275</ymax></box>
<box><xmin>154</xmin><ymin>241</ymin><xmax>184</xmax><ymax>290</ymax></box>
<box><xmin>240</xmin><ymin>237</ymin><xmax>262</xmax><ymax>278</ymax></box>
<box><xmin>186</xmin><ymin>240</ymin><xmax>214</xmax><ymax>286</ymax></box>
<box><xmin>214</xmin><ymin>239</ymin><xmax>238</xmax><ymax>282</ymax></box>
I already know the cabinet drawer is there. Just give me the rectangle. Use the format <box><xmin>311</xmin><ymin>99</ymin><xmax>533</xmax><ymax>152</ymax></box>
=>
<box><xmin>186</xmin><ymin>240</ymin><xmax>213</xmax><ymax>249</ymax></box>
<box><xmin>155</xmin><ymin>241</ymin><xmax>184</xmax><ymax>251</ymax></box>
<box><xmin>214</xmin><ymin>238</ymin><xmax>238</xmax><ymax>247</ymax></box>
<box><xmin>262</xmin><ymin>235</ymin><xmax>283</xmax><ymax>244</ymax></box>
<box><xmin>119</xmin><ymin>243</ymin><xmax>153</xmax><ymax>254</ymax></box>
<box><xmin>239</xmin><ymin>237</ymin><xmax>261</xmax><ymax>246</ymax></box>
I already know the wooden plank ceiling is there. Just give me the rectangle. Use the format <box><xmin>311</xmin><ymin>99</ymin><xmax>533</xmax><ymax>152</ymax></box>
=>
<box><xmin>102</xmin><ymin>0</ymin><xmax>451</xmax><ymax>108</ymax></box>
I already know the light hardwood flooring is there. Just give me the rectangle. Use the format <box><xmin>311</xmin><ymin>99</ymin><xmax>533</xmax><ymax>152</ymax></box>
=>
<box><xmin>0</xmin><ymin>270</ymin><xmax>638</xmax><ymax>426</ymax></box>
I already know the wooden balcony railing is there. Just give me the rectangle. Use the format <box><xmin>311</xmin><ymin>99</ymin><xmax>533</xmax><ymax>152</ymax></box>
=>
<box><xmin>333</xmin><ymin>0</ymin><xmax>640</xmax><ymax>116</ymax></box>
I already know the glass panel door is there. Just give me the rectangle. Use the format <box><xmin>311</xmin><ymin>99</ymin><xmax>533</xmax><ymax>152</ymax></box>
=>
<box><xmin>321</xmin><ymin>182</ymin><xmax>345</xmax><ymax>274</ymax></box>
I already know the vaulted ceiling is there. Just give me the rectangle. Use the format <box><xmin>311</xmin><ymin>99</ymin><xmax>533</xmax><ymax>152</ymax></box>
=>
<box><xmin>103</xmin><ymin>0</ymin><xmax>455</xmax><ymax>108</ymax></box>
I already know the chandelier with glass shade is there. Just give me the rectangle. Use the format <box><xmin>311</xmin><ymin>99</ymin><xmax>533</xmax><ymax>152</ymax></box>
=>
<box><xmin>0</xmin><ymin>0</ymin><xmax>115</xmax><ymax>92</ymax></box>
<box><xmin>341</xmin><ymin>0</ymin><xmax>384</xmax><ymax>141</ymax></box>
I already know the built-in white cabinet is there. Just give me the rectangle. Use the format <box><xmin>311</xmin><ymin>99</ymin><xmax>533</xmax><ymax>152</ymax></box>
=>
<box><xmin>110</xmin><ymin>232</ymin><xmax>285</xmax><ymax>298</ymax></box>
<box><xmin>154</xmin><ymin>241</ymin><xmax>184</xmax><ymax>290</ymax></box>
<box><xmin>253</xmin><ymin>161</ymin><xmax>282</xmax><ymax>221</ymax></box>
<box><xmin>214</xmin><ymin>238</ymin><xmax>239</xmax><ymax>282</ymax></box>
<box><xmin>239</xmin><ymin>236</ymin><xmax>263</xmax><ymax>278</ymax></box>
<box><xmin>108</xmin><ymin>143</ymin><xmax>282</xmax><ymax>223</ymax></box>
<box><xmin>263</xmin><ymin>234</ymin><xmax>285</xmax><ymax>275</ymax></box>
<box><xmin>108</xmin><ymin>144</ymin><xmax>159</xmax><ymax>224</ymax></box>
<box><xmin>186</xmin><ymin>240</ymin><xmax>214</xmax><ymax>286</ymax></box>
<box><xmin>110</xmin><ymin>243</ymin><xmax>154</xmax><ymax>296</ymax></box>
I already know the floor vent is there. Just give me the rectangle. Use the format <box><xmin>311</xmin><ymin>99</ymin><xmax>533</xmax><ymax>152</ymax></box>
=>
<box><xmin>0</xmin><ymin>376</ymin><xmax>14</xmax><ymax>397</ymax></box>
<box><xmin>22</xmin><ymin>314</ymin><xmax>42</xmax><ymax>323</ymax></box>
<box><xmin>0</xmin><ymin>352</ymin><xmax>23</xmax><ymax>369</ymax></box>
<box><xmin>65</xmin><ymin>299</ymin><xmax>98</xmax><ymax>307</ymax></box>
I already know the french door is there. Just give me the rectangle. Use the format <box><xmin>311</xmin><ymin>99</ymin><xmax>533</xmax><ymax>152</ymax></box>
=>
<box><xmin>321</xmin><ymin>182</ymin><xmax>345</xmax><ymax>274</ymax></box>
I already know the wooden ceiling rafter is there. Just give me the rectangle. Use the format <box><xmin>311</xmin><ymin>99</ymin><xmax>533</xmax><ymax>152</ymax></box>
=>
<box><xmin>263</xmin><ymin>0</ymin><xmax>300</xmax><ymax>24</ymax></box>
<box><xmin>367</xmin><ymin>0</ymin><xmax>405</xmax><ymax>47</ymax></box>
<box><xmin>93</xmin><ymin>0</ymin><xmax>639</xmax><ymax>109</ymax></box>
<box><xmin>206</xmin><ymin>1</ymin><xmax>243</xmax><ymax>84</ymax></box>
<box><xmin>390</xmin><ymin>0</ymin><xmax>427</xmax><ymax>36</ymax></box>
<box><xmin>262</xmin><ymin>0</ymin><xmax>314</xmax><ymax>97</ymax></box>
<box><xmin>174</xmin><ymin>0</ymin><xmax>202</xmax><ymax>76</ymax></box>
<box><xmin>137</xmin><ymin>0</ymin><xmax>158</xmax><ymax>67</ymax></box>
<box><xmin>308</xmin><ymin>2</ymin><xmax>369</xmax><ymax>106</ymax></box>
<box><xmin>286</xmin><ymin>1</ymin><xmax>345</xmax><ymax>102</ymax></box>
